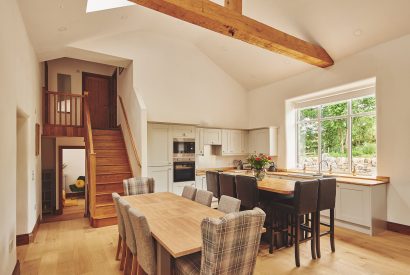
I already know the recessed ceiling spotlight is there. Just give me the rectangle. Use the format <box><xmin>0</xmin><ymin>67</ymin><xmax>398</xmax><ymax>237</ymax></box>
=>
<box><xmin>354</xmin><ymin>29</ymin><xmax>362</xmax><ymax>36</ymax></box>
<box><xmin>58</xmin><ymin>26</ymin><xmax>68</xmax><ymax>32</ymax></box>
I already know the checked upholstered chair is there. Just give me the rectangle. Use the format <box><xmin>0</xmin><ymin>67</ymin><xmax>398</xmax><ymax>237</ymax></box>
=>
<box><xmin>123</xmin><ymin>177</ymin><xmax>155</xmax><ymax>195</ymax></box>
<box><xmin>174</xmin><ymin>208</ymin><xmax>266</xmax><ymax>275</ymax></box>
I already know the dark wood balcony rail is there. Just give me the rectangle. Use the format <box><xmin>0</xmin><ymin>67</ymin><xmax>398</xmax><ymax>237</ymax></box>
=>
<box><xmin>43</xmin><ymin>90</ymin><xmax>84</xmax><ymax>127</ymax></box>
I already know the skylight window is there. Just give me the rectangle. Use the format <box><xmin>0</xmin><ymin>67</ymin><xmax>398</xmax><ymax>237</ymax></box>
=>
<box><xmin>86</xmin><ymin>0</ymin><xmax>135</xmax><ymax>13</ymax></box>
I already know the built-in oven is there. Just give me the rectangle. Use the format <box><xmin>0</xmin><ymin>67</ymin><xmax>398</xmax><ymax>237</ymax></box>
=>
<box><xmin>173</xmin><ymin>161</ymin><xmax>195</xmax><ymax>182</ymax></box>
<box><xmin>173</xmin><ymin>139</ymin><xmax>195</xmax><ymax>154</ymax></box>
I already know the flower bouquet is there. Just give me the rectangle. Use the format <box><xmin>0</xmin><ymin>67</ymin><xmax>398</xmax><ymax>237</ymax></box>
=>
<box><xmin>247</xmin><ymin>153</ymin><xmax>272</xmax><ymax>180</ymax></box>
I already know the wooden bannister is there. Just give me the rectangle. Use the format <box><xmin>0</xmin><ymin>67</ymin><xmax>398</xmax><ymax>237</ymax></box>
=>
<box><xmin>43</xmin><ymin>90</ymin><xmax>84</xmax><ymax>127</ymax></box>
<box><xmin>118</xmin><ymin>96</ymin><xmax>142</xmax><ymax>174</ymax></box>
<box><xmin>83</xmin><ymin>92</ymin><xmax>97</xmax><ymax>217</ymax></box>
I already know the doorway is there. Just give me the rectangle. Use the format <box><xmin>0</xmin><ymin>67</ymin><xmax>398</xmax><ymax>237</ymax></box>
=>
<box><xmin>82</xmin><ymin>72</ymin><xmax>116</xmax><ymax>129</ymax></box>
<box><xmin>55</xmin><ymin>146</ymin><xmax>86</xmax><ymax>222</ymax></box>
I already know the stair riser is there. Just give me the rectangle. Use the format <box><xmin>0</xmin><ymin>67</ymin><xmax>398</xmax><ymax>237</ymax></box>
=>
<box><xmin>93</xmin><ymin>136</ymin><xmax>124</xmax><ymax>142</ymax></box>
<box><xmin>96</xmin><ymin>194</ymin><xmax>116</xmax><ymax>204</ymax></box>
<box><xmin>95</xmin><ymin>149</ymin><xmax>127</xmax><ymax>157</ymax></box>
<box><xmin>97</xmin><ymin>173</ymin><xmax>132</xmax><ymax>183</ymax></box>
<box><xmin>94</xmin><ymin>143</ymin><xmax>126</xmax><ymax>150</ymax></box>
<box><xmin>96</xmin><ymin>157</ymin><xmax>129</xmax><ymax>166</ymax></box>
<box><xmin>96</xmin><ymin>183</ymin><xmax>124</xmax><ymax>193</ymax></box>
<box><xmin>97</xmin><ymin>165</ymin><xmax>131</xmax><ymax>174</ymax></box>
<box><xmin>92</xmin><ymin>130</ymin><xmax>122</xmax><ymax>136</ymax></box>
<box><xmin>95</xmin><ymin>205</ymin><xmax>116</xmax><ymax>216</ymax></box>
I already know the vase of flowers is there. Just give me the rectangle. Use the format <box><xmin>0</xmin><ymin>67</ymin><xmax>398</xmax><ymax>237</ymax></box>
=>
<box><xmin>247</xmin><ymin>154</ymin><xmax>272</xmax><ymax>181</ymax></box>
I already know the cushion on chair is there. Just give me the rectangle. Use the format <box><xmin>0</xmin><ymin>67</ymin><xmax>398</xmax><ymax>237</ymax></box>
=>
<box><xmin>182</xmin><ymin>186</ymin><xmax>197</xmax><ymax>200</ymax></box>
<box><xmin>123</xmin><ymin>177</ymin><xmax>153</xmax><ymax>196</ymax></box>
<box><xmin>112</xmin><ymin>192</ymin><xmax>125</xmax><ymax>238</ymax></box>
<box><xmin>218</xmin><ymin>195</ymin><xmax>241</xmax><ymax>214</ymax></box>
<box><xmin>194</xmin><ymin>190</ymin><xmax>213</xmax><ymax>207</ymax></box>
<box><xmin>174</xmin><ymin>252</ymin><xmax>201</xmax><ymax>275</ymax></box>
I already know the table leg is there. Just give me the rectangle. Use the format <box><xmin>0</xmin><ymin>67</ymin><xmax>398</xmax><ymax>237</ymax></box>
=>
<box><xmin>157</xmin><ymin>242</ymin><xmax>172</xmax><ymax>275</ymax></box>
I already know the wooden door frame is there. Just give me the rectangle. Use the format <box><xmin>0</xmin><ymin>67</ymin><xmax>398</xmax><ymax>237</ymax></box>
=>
<box><xmin>82</xmin><ymin>71</ymin><xmax>117</xmax><ymax>128</ymax></box>
<box><xmin>58</xmin><ymin>146</ymin><xmax>86</xmax><ymax>215</ymax></box>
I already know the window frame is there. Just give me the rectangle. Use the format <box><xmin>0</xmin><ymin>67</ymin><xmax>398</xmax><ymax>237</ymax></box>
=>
<box><xmin>296</xmin><ymin>95</ymin><xmax>376</xmax><ymax>175</ymax></box>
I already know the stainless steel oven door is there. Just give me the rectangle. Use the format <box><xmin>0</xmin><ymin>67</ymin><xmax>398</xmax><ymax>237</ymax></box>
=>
<box><xmin>173</xmin><ymin>161</ymin><xmax>195</xmax><ymax>182</ymax></box>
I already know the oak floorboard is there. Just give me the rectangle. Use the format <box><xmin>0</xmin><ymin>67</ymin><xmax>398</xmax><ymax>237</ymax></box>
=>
<box><xmin>17</xmin><ymin>218</ymin><xmax>410</xmax><ymax>275</ymax></box>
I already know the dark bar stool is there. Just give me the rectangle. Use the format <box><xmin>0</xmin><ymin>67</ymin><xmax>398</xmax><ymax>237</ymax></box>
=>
<box><xmin>206</xmin><ymin>171</ymin><xmax>220</xmax><ymax>200</ymax></box>
<box><xmin>316</xmin><ymin>178</ymin><xmax>337</xmax><ymax>258</ymax></box>
<box><xmin>235</xmin><ymin>175</ymin><xmax>259</xmax><ymax>210</ymax></box>
<box><xmin>219</xmin><ymin>173</ymin><xmax>237</xmax><ymax>198</ymax></box>
<box><xmin>271</xmin><ymin>180</ymin><xmax>319</xmax><ymax>267</ymax></box>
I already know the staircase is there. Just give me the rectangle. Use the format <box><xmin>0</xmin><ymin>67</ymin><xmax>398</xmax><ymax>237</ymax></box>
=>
<box><xmin>91</xmin><ymin>129</ymin><xmax>132</xmax><ymax>227</ymax></box>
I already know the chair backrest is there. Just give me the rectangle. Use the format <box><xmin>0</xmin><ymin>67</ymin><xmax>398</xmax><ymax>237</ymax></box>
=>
<box><xmin>219</xmin><ymin>174</ymin><xmax>236</xmax><ymax>198</ymax></box>
<box><xmin>200</xmin><ymin>208</ymin><xmax>266</xmax><ymax>275</ymax></box>
<box><xmin>118</xmin><ymin>198</ymin><xmax>137</xmax><ymax>255</ymax></box>
<box><xmin>206</xmin><ymin>171</ymin><xmax>220</xmax><ymax>199</ymax></box>
<box><xmin>293</xmin><ymin>180</ymin><xmax>319</xmax><ymax>215</ymax></box>
<box><xmin>318</xmin><ymin>178</ymin><xmax>337</xmax><ymax>211</ymax></box>
<box><xmin>112</xmin><ymin>192</ymin><xmax>125</xmax><ymax>238</ymax></box>
<box><xmin>195</xmin><ymin>189</ymin><xmax>213</xmax><ymax>207</ymax></box>
<box><xmin>218</xmin><ymin>195</ymin><xmax>241</xmax><ymax>214</ymax></box>
<box><xmin>123</xmin><ymin>177</ymin><xmax>155</xmax><ymax>196</ymax></box>
<box><xmin>182</xmin><ymin>185</ymin><xmax>197</xmax><ymax>200</ymax></box>
<box><xmin>235</xmin><ymin>175</ymin><xmax>259</xmax><ymax>210</ymax></box>
<box><xmin>128</xmin><ymin>208</ymin><xmax>156</xmax><ymax>275</ymax></box>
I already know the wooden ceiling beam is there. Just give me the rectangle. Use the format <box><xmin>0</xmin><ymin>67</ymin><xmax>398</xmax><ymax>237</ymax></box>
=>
<box><xmin>129</xmin><ymin>0</ymin><xmax>334</xmax><ymax>67</ymax></box>
<box><xmin>225</xmin><ymin>0</ymin><xmax>242</xmax><ymax>14</ymax></box>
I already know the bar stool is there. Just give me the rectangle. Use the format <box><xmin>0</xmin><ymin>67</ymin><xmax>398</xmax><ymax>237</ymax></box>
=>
<box><xmin>206</xmin><ymin>171</ymin><xmax>220</xmax><ymax>200</ymax></box>
<box><xmin>316</xmin><ymin>178</ymin><xmax>337</xmax><ymax>258</ymax></box>
<box><xmin>219</xmin><ymin>173</ymin><xmax>237</xmax><ymax>198</ymax></box>
<box><xmin>271</xmin><ymin>180</ymin><xmax>319</xmax><ymax>267</ymax></box>
<box><xmin>235</xmin><ymin>175</ymin><xmax>260</xmax><ymax>210</ymax></box>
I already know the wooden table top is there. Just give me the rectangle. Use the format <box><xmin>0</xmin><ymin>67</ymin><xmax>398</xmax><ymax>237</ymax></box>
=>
<box><xmin>123</xmin><ymin>192</ymin><xmax>225</xmax><ymax>258</ymax></box>
<box><xmin>223</xmin><ymin>171</ymin><xmax>296</xmax><ymax>195</ymax></box>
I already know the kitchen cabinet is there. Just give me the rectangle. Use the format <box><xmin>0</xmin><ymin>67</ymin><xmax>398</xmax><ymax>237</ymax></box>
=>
<box><xmin>336</xmin><ymin>183</ymin><xmax>371</xmax><ymax>226</ymax></box>
<box><xmin>248</xmin><ymin>127</ymin><xmax>278</xmax><ymax>156</ymax></box>
<box><xmin>148</xmin><ymin>166</ymin><xmax>173</xmax><ymax>193</ymax></box>
<box><xmin>221</xmin><ymin>129</ymin><xmax>248</xmax><ymax>155</ymax></box>
<box><xmin>195</xmin><ymin>175</ymin><xmax>207</xmax><ymax>190</ymax></box>
<box><xmin>172</xmin><ymin>125</ymin><xmax>195</xmax><ymax>139</ymax></box>
<box><xmin>148</xmin><ymin>123</ymin><xmax>173</xmax><ymax>166</ymax></box>
<box><xmin>203</xmin><ymin>128</ymin><xmax>222</xmax><ymax>145</ymax></box>
<box><xmin>195</xmin><ymin>128</ymin><xmax>204</xmax><ymax>155</ymax></box>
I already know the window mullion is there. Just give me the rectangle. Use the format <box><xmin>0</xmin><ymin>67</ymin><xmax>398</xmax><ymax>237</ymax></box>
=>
<box><xmin>318</xmin><ymin>107</ymin><xmax>322</xmax><ymax>173</ymax></box>
<box><xmin>348</xmin><ymin>100</ymin><xmax>352</xmax><ymax>174</ymax></box>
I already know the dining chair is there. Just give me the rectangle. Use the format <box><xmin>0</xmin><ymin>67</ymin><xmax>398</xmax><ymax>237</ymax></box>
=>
<box><xmin>218</xmin><ymin>195</ymin><xmax>241</xmax><ymax>214</ymax></box>
<box><xmin>174</xmin><ymin>207</ymin><xmax>266</xmax><ymax>275</ymax></box>
<box><xmin>195</xmin><ymin>189</ymin><xmax>213</xmax><ymax>207</ymax></box>
<box><xmin>316</xmin><ymin>178</ymin><xmax>337</xmax><ymax>258</ymax></box>
<box><xmin>235</xmin><ymin>175</ymin><xmax>260</xmax><ymax>210</ymax></box>
<box><xmin>271</xmin><ymin>180</ymin><xmax>319</xmax><ymax>267</ymax></box>
<box><xmin>182</xmin><ymin>185</ymin><xmax>197</xmax><ymax>200</ymax></box>
<box><xmin>206</xmin><ymin>171</ymin><xmax>220</xmax><ymax>200</ymax></box>
<box><xmin>118</xmin><ymin>198</ymin><xmax>138</xmax><ymax>275</ymax></box>
<box><xmin>112</xmin><ymin>193</ymin><xmax>126</xmax><ymax>263</ymax></box>
<box><xmin>128</xmin><ymin>208</ymin><xmax>156</xmax><ymax>275</ymax></box>
<box><xmin>123</xmin><ymin>177</ymin><xmax>155</xmax><ymax>196</ymax></box>
<box><xmin>219</xmin><ymin>173</ymin><xmax>237</xmax><ymax>198</ymax></box>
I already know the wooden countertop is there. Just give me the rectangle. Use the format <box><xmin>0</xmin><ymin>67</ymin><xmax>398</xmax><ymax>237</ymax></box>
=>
<box><xmin>196</xmin><ymin>168</ymin><xmax>389</xmax><ymax>187</ymax></box>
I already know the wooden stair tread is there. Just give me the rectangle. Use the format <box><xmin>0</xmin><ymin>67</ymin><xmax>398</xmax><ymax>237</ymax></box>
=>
<box><xmin>96</xmin><ymin>180</ymin><xmax>124</xmax><ymax>185</ymax></box>
<box><xmin>93</xmin><ymin>214</ymin><xmax>117</xmax><ymax>219</ymax></box>
<box><xmin>96</xmin><ymin>191</ymin><xmax>124</xmax><ymax>196</ymax></box>
<box><xmin>96</xmin><ymin>202</ymin><xmax>115</xmax><ymax>207</ymax></box>
<box><xmin>96</xmin><ymin>171</ymin><xmax>132</xmax><ymax>175</ymax></box>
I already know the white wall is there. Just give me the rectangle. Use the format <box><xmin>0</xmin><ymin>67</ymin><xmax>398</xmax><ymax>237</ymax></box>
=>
<box><xmin>62</xmin><ymin>149</ymin><xmax>85</xmax><ymax>192</ymax></box>
<box><xmin>72</xmin><ymin>31</ymin><xmax>249</xmax><ymax>129</ymax></box>
<box><xmin>117</xmin><ymin>64</ymin><xmax>148</xmax><ymax>176</ymax></box>
<box><xmin>248</xmin><ymin>34</ymin><xmax>410</xmax><ymax>226</ymax></box>
<box><xmin>48</xmin><ymin>57</ymin><xmax>115</xmax><ymax>93</ymax></box>
<box><xmin>0</xmin><ymin>0</ymin><xmax>42</xmax><ymax>273</ymax></box>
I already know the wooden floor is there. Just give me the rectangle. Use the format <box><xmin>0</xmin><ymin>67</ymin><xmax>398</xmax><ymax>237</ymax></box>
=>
<box><xmin>17</xmin><ymin>218</ymin><xmax>410</xmax><ymax>275</ymax></box>
<box><xmin>42</xmin><ymin>198</ymin><xmax>85</xmax><ymax>223</ymax></box>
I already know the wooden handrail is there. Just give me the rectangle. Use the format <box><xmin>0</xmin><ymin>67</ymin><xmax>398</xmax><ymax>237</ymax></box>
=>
<box><xmin>83</xmin><ymin>92</ymin><xmax>97</xmax><ymax>217</ymax></box>
<box><xmin>118</xmin><ymin>95</ymin><xmax>142</xmax><ymax>168</ymax></box>
<box><xmin>45</xmin><ymin>91</ymin><xmax>84</xmax><ymax>97</ymax></box>
<box><xmin>43</xmin><ymin>90</ymin><xmax>84</xmax><ymax>126</ymax></box>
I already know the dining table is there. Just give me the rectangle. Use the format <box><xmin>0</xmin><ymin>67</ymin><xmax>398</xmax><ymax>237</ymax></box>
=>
<box><xmin>123</xmin><ymin>192</ymin><xmax>225</xmax><ymax>275</ymax></box>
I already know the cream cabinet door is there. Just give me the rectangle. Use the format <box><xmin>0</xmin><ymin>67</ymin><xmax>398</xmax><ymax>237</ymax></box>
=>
<box><xmin>248</xmin><ymin>128</ymin><xmax>278</xmax><ymax>156</ymax></box>
<box><xmin>229</xmin><ymin>130</ymin><xmax>243</xmax><ymax>154</ymax></box>
<box><xmin>336</xmin><ymin>183</ymin><xmax>371</xmax><ymax>227</ymax></box>
<box><xmin>203</xmin><ymin>129</ymin><xmax>222</xmax><ymax>145</ymax></box>
<box><xmin>195</xmin><ymin>128</ymin><xmax>204</xmax><ymax>155</ymax></box>
<box><xmin>148</xmin><ymin>166</ymin><xmax>172</xmax><ymax>193</ymax></box>
<box><xmin>172</xmin><ymin>125</ymin><xmax>195</xmax><ymax>139</ymax></box>
<box><xmin>148</xmin><ymin>124</ymin><xmax>172</xmax><ymax>166</ymax></box>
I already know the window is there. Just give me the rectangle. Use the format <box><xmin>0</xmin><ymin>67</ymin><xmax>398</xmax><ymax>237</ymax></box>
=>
<box><xmin>296</xmin><ymin>95</ymin><xmax>376</xmax><ymax>176</ymax></box>
<box><xmin>57</xmin><ymin>73</ymin><xmax>71</xmax><ymax>113</ymax></box>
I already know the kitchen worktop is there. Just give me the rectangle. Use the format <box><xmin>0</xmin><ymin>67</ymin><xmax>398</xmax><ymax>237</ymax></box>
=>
<box><xmin>196</xmin><ymin>168</ymin><xmax>389</xmax><ymax>187</ymax></box>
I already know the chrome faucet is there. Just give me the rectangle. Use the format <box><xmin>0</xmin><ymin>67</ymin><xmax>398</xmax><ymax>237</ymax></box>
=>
<box><xmin>318</xmin><ymin>160</ymin><xmax>329</xmax><ymax>174</ymax></box>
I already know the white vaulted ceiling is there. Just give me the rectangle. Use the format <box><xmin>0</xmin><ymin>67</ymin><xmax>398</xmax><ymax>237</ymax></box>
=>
<box><xmin>17</xmin><ymin>0</ymin><xmax>410</xmax><ymax>90</ymax></box>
